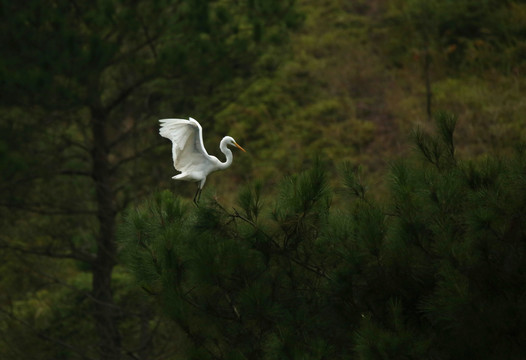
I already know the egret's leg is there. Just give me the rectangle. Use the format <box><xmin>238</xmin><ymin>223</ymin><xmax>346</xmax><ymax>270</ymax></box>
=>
<box><xmin>197</xmin><ymin>188</ymin><xmax>203</xmax><ymax>202</ymax></box>
<box><xmin>193</xmin><ymin>186</ymin><xmax>201</xmax><ymax>206</ymax></box>
<box><xmin>193</xmin><ymin>178</ymin><xmax>206</xmax><ymax>206</ymax></box>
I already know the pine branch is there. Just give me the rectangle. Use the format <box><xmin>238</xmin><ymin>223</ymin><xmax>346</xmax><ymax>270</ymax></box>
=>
<box><xmin>231</xmin><ymin>207</ymin><xmax>277</xmax><ymax>245</ymax></box>
<box><xmin>175</xmin><ymin>320</ymin><xmax>222</xmax><ymax>360</ymax></box>
<box><xmin>127</xmin><ymin>316</ymin><xmax>162</xmax><ymax>359</ymax></box>
<box><xmin>223</xmin><ymin>292</ymin><xmax>241</xmax><ymax>320</ymax></box>
<box><xmin>287</xmin><ymin>255</ymin><xmax>333</xmax><ymax>281</ymax></box>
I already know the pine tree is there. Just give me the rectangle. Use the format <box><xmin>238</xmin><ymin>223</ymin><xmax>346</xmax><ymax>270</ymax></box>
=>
<box><xmin>119</xmin><ymin>163</ymin><xmax>342</xmax><ymax>359</ymax></box>
<box><xmin>120</xmin><ymin>113</ymin><xmax>526</xmax><ymax>359</ymax></box>
<box><xmin>350</xmin><ymin>113</ymin><xmax>526</xmax><ymax>359</ymax></box>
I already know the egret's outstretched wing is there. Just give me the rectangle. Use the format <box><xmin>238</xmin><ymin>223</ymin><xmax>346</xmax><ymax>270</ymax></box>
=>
<box><xmin>159</xmin><ymin>118</ymin><xmax>214</xmax><ymax>173</ymax></box>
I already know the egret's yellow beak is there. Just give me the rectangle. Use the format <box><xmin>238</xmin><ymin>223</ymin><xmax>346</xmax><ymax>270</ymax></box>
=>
<box><xmin>234</xmin><ymin>142</ymin><xmax>246</xmax><ymax>152</ymax></box>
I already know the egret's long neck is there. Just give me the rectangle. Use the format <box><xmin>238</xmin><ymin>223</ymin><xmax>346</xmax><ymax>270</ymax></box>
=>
<box><xmin>218</xmin><ymin>137</ymin><xmax>233</xmax><ymax>169</ymax></box>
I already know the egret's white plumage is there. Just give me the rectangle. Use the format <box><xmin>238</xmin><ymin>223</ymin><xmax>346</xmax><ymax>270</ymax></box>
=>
<box><xmin>159</xmin><ymin>117</ymin><xmax>245</xmax><ymax>203</ymax></box>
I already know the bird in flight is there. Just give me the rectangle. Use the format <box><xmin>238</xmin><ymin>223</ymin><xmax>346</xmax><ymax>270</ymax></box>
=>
<box><xmin>159</xmin><ymin>117</ymin><xmax>246</xmax><ymax>204</ymax></box>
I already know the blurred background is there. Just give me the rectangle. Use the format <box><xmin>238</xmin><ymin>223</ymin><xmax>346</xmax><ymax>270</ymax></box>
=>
<box><xmin>1</xmin><ymin>0</ymin><xmax>525</xmax><ymax>359</ymax></box>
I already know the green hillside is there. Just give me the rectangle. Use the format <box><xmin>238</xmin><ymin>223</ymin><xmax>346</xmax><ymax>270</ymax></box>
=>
<box><xmin>204</xmin><ymin>0</ymin><xmax>526</xmax><ymax>201</ymax></box>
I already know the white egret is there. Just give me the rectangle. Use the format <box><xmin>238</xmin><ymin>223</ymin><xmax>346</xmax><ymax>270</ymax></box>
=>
<box><xmin>159</xmin><ymin>117</ymin><xmax>246</xmax><ymax>204</ymax></box>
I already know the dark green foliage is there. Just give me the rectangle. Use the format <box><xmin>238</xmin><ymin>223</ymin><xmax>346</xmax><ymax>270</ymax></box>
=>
<box><xmin>4</xmin><ymin>0</ymin><xmax>526</xmax><ymax>357</ymax></box>
<box><xmin>0</xmin><ymin>0</ymin><xmax>300</xmax><ymax>358</ymax></box>
<box><xmin>0</xmin><ymin>0</ymin><xmax>300</xmax><ymax>113</ymax></box>
<box><xmin>412</xmin><ymin>112</ymin><xmax>457</xmax><ymax>169</ymax></box>
<box><xmin>121</xmin><ymin>115</ymin><xmax>526</xmax><ymax>359</ymax></box>
<box><xmin>120</xmin><ymin>163</ymin><xmax>338</xmax><ymax>359</ymax></box>
<box><xmin>354</xmin><ymin>114</ymin><xmax>526</xmax><ymax>359</ymax></box>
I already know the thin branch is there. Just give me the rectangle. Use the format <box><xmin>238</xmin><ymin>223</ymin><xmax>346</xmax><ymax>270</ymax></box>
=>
<box><xmin>0</xmin><ymin>165</ymin><xmax>92</xmax><ymax>192</ymax></box>
<box><xmin>1</xmin><ymin>243</ymin><xmax>95</xmax><ymax>264</ymax></box>
<box><xmin>0</xmin><ymin>202</ymin><xmax>96</xmax><ymax>216</ymax></box>
<box><xmin>138</xmin><ymin>15</ymin><xmax>158</xmax><ymax>59</ymax></box>
<box><xmin>110</xmin><ymin>144</ymin><xmax>159</xmax><ymax>174</ymax></box>
<box><xmin>108</xmin><ymin>126</ymin><xmax>134</xmax><ymax>149</ymax></box>
<box><xmin>123</xmin><ymin>351</ymin><xmax>141</xmax><ymax>360</ymax></box>
<box><xmin>230</xmin><ymin>207</ymin><xmax>278</xmax><ymax>247</ymax></box>
<box><xmin>0</xmin><ymin>173</ymin><xmax>48</xmax><ymax>191</ymax></box>
<box><xmin>60</xmin><ymin>136</ymin><xmax>92</xmax><ymax>154</ymax></box>
<box><xmin>103</xmin><ymin>73</ymin><xmax>155</xmax><ymax>114</ymax></box>
<box><xmin>177</xmin><ymin>286</ymin><xmax>237</xmax><ymax>322</ymax></box>
<box><xmin>108</xmin><ymin>35</ymin><xmax>162</xmax><ymax>67</ymax></box>
<box><xmin>287</xmin><ymin>255</ymin><xmax>333</xmax><ymax>281</ymax></box>
<box><xmin>123</xmin><ymin>317</ymin><xmax>163</xmax><ymax>360</ymax></box>
<box><xmin>223</xmin><ymin>292</ymin><xmax>241</xmax><ymax>320</ymax></box>
<box><xmin>58</xmin><ymin>170</ymin><xmax>92</xmax><ymax>177</ymax></box>
<box><xmin>176</xmin><ymin>321</ymin><xmax>222</xmax><ymax>360</ymax></box>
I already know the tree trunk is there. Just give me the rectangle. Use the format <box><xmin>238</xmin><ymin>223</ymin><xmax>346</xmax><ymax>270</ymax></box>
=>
<box><xmin>423</xmin><ymin>45</ymin><xmax>432</xmax><ymax>121</ymax></box>
<box><xmin>91</xmin><ymin>107</ymin><xmax>121</xmax><ymax>360</ymax></box>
